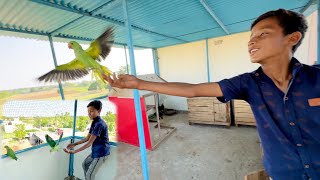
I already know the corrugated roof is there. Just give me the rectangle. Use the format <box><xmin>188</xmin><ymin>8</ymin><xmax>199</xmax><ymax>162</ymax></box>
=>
<box><xmin>0</xmin><ymin>0</ymin><xmax>317</xmax><ymax>48</ymax></box>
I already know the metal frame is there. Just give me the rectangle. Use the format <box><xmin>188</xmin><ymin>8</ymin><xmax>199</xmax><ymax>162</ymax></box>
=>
<box><xmin>68</xmin><ymin>99</ymin><xmax>78</xmax><ymax>177</ymax></box>
<box><xmin>300</xmin><ymin>0</ymin><xmax>317</xmax><ymax>13</ymax></box>
<box><xmin>0</xmin><ymin>25</ymin><xmax>147</xmax><ymax>48</ymax></box>
<box><xmin>199</xmin><ymin>0</ymin><xmax>230</xmax><ymax>35</ymax></box>
<box><xmin>123</xmin><ymin>45</ymin><xmax>130</xmax><ymax>74</ymax></box>
<box><xmin>48</xmin><ymin>0</ymin><xmax>117</xmax><ymax>35</ymax></box>
<box><xmin>48</xmin><ymin>35</ymin><xmax>65</xmax><ymax>100</ymax></box>
<box><xmin>122</xmin><ymin>0</ymin><xmax>149</xmax><ymax>179</ymax></box>
<box><xmin>152</xmin><ymin>48</ymin><xmax>160</xmax><ymax>76</ymax></box>
<box><xmin>142</xmin><ymin>93</ymin><xmax>177</xmax><ymax>150</ymax></box>
<box><xmin>30</xmin><ymin>0</ymin><xmax>187</xmax><ymax>43</ymax></box>
<box><xmin>206</xmin><ymin>39</ymin><xmax>211</xmax><ymax>82</ymax></box>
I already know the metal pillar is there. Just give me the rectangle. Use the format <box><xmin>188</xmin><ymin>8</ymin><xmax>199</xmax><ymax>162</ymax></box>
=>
<box><xmin>122</xmin><ymin>0</ymin><xmax>149</xmax><ymax>179</ymax></box>
<box><xmin>123</xmin><ymin>45</ymin><xmax>130</xmax><ymax>74</ymax></box>
<box><xmin>152</xmin><ymin>48</ymin><xmax>160</xmax><ymax>76</ymax></box>
<box><xmin>206</xmin><ymin>39</ymin><xmax>211</xmax><ymax>82</ymax></box>
<box><xmin>48</xmin><ymin>35</ymin><xmax>65</xmax><ymax>100</ymax></box>
<box><xmin>68</xmin><ymin>99</ymin><xmax>77</xmax><ymax>177</ymax></box>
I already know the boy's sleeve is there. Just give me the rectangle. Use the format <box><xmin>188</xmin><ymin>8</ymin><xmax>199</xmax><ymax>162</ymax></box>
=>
<box><xmin>90</xmin><ymin>123</ymin><xmax>103</xmax><ymax>137</ymax></box>
<box><xmin>217</xmin><ymin>73</ymin><xmax>248</xmax><ymax>103</ymax></box>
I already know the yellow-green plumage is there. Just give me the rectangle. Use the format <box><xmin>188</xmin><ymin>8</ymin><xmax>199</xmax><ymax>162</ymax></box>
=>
<box><xmin>38</xmin><ymin>27</ymin><xmax>114</xmax><ymax>83</ymax></box>
<box><xmin>4</xmin><ymin>145</ymin><xmax>18</xmax><ymax>161</ymax></box>
<box><xmin>45</xmin><ymin>132</ymin><xmax>63</xmax><ymax>152</ymax></box>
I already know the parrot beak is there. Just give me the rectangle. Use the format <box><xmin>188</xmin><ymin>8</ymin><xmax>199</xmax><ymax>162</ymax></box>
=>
<box><xmin>68</xmin><ymin>43</ymin><xmax>73</xmax><ymax>49</ymax></box>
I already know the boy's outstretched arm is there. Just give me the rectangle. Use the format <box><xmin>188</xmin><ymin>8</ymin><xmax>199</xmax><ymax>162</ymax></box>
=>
<box><xmin>66</xmin><ymin>134</ymin><xmax>90</xmax><ymax>150</ymax></box>
<box><xmin>65</xmin><ymin>135</ymin><xmax>97</xmax><ymax>154</ymax></box>
<box><xmin>103</xmin><ymin>74</ymin><xmax>223</xmax><ymax>98</ymax></box>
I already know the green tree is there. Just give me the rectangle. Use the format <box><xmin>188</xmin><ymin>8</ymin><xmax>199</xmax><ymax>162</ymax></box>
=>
<box><xmin>56</xmin><ymin>113</ymin><xmax>73</xmax><ymax>128</ymax></box>
<box><xmin>33</xmin><ymin>116</ymin><xmax>43</xmax><ymax>128</ymax></box>
<box><xmin>33</xmin><ymin>117</ymin><xmax>50</xmax><ymax>128</ymax></box>
<box><xmin>29</xmin><ymin>87</ymin><xmax>38</xmax><ymax>93</ymax></box>
<box><xmin>14</xmin><ymin>124</ymin><xmax>27</xmax><ymax>142</ymax></box>
<box><xmin>64</xmin><ymin>113</ymin><xmax>74</xmax><ymax>128</ymax></box>
<box><xmin>103</xmin><ymin>111</ymin><xmax>116</xmax><ymax>136</ymax></box>
<box><xmin>76</xmin><ymin>116</ymin><xmax>89</xmax><ymax>132</ymax></box>
<box><xmin>41</xmin><ymin>118</ymin><xmax>49</xmax><ymax>127</ymax></box>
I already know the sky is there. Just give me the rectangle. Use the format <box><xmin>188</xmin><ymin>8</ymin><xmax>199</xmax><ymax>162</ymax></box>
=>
<box><xmin>0</xmin><ymin>36</ymin><xmax>154</xmax><ymax>91</ymax></box>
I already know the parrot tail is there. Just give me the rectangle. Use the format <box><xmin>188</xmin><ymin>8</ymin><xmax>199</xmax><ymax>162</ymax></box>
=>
<box><xmin>92</xmin><ymin>65</ymin><xmax>112</xmax><ymax>84</ymax></box>
<box><xmin>100</xmin><ymin>65</ymin><xmax>112</xmax><ymax>76</ymax></box>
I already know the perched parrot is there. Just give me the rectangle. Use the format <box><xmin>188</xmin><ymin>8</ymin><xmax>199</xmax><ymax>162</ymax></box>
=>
<box><xmin>4</xmin><ymin>145</ymin><xmax>18</xmax><ymax>161</ymax></box>
<box><xmin>38</xmin><ymin>27</ymin><xmax>114</xmax><ymax>83</ymax></box>
<box><xmin>45</xmin><ymin>132</ymin><xmax>63</xmax><ymax>152</ymax></box>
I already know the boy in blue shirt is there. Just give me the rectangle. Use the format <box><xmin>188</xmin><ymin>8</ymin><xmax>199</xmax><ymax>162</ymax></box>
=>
<box><xmin>103</xmin><ymin>9</ymin><xmax>319</xmax><ymax>180</ymax></box>
<box><xmin>64</xmin><ymin>100</ymin><xmax>110</xmax><ymax>180</ymax></box>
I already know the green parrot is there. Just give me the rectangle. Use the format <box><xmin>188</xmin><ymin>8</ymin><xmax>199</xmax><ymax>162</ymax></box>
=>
<box><xmin>45</xmin><ymin>132</ymin><xmax>63</xmax><ymax>152</ymax></box>
<box><xmin>38</xmin><ymin>27</ymin><xmax>114</xmax><ymax>83</ymax></box>
<box><xmin>4</xmin><ymin>145</ymin><xmax>18</xmax><ymax>161</ymax></box>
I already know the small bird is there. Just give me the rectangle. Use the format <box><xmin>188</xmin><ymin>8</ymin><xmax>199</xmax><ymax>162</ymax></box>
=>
<box><xmin>45</xmin><ymin>132</ymin><xmax>63</xmax><ymax>152</ymax></box>
<box><xmin>38</xmin><ymin>27</ymin><xmax>114</xmax><ymax>83</ymax></box>
<box><xmin>4</xmin><ymin>145</ymin><xmax>18</xmax><ymax>161</ymax></box>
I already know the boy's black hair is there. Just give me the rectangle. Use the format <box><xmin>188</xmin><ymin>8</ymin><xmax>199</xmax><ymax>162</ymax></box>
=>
<box><xmin>251</xmin><ymin>9</ymin><xmax>308</xmax><ymax>53</ymax></box>
<box><xmin>87</xmin><ymin>100</ymin><xmax>102</xmax><ymax>111</ymax></box>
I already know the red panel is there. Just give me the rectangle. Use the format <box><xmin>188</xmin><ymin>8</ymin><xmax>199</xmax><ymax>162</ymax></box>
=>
<box><xmin>109</xmin><ymin>96</ymin><xmax>152</xmax><ymax>150</ymax></box>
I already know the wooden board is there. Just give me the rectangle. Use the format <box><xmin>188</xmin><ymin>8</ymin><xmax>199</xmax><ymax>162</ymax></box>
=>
<box><xmin>234</xmin><ymin>100</ymin><xmax>256</xmax><ymax>126</ymax></box>
<box><xmin>187</xmin><ymin>97</ymin><xmax>230</xmax><ymax>127</ymax></box>
<box><xmin>244</xmin><ymin>169</ymin><xmax>269</xmax><ymax>180</ymax></box>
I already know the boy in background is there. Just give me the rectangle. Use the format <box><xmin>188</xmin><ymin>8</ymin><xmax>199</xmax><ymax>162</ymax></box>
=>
<box><xmin>64</xmin><ymin>100</ymin><xmax>110</xmax><ymax>180</ymax></box>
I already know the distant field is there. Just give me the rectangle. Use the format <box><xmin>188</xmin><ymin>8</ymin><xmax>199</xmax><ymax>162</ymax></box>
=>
<box><xmin>0</xmin><ymin>85</ymin><xmax>109</xmax><ymax>117</ymax></box>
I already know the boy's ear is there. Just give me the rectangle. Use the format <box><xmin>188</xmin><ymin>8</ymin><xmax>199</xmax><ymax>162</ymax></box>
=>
<box><xmin>98</xmin><ymin>109</ymin><xmax>102</xmax><ymax>113</ymax></box>
<box><xmin>288</xmin><ymin>31</ymin><xmax>302</xmax><ymax>46</ymax></box>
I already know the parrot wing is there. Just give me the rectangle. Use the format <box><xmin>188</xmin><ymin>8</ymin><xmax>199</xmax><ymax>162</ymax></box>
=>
<box><xmin>56</xmin><ymin>132</ymin><xmax>63</xmax><ymax>146</ymax></box>
<box><xmin>86</xmin><ymin>27</ymin><xmax>114</xmax><ymax>62</ymax></box>
<box><xmin>45</xmin><ymin>134</ymin><xmax>56</xmax><ymax>149</ymax></box>
<box><xmin>5</xmin><ymin>146</ymin><xmax>18</xmax><ymax>161</ymax></box>
<box><xmin>38</xmin><ymin>59</ymin><xmax>89</xmax><ymax>82</ymax></box>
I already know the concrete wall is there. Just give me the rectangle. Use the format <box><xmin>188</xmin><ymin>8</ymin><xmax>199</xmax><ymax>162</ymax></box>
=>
<box><xmin>0</xmin><ymin>139</ymin><xmax>117</xmax><ymax>180</ymax></box>
<box><xmin>157</xmin><ymin>41</ymin><xmax>208</xmax><ymax>110</ymax></box>
<box><xmin>295</xmin><ymin>12</ymin><xmax>317</xmax><ymax>65</ymax></box>
<box><xmin>0</xmin><ymin>141</ymin><xmax>70</xmax><ymax>180</ymax></box>
<box><xmin>157</xmin><ymin>12</ymin><xmax>317</xmax><ymax>111</ymax></box>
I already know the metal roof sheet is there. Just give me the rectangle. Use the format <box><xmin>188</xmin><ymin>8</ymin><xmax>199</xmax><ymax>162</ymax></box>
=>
<box><xmin>0</xmin><ymin>0</ymin><xmax>317</xmax><ymax>48</ymax></box>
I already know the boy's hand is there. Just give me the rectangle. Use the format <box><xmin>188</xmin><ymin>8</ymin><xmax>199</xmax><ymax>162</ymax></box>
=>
<box><xmin>63</xmin><ymin>148</ymin><xmax>75</xmax><ymax>154</ymax></box>
<box><xmin>67</xmin><ymin>143</ymin><xmax>76</xmax><ymax>149</ymax></box>
<box><xmin>102</xmin><ymin>73</ymin><xmax>140</xmax><ymax>89</ymax></box>
<box><xmin>63</xmin><ymin>148</ymin><xmax>70</xmax><ymax>153</ymax></box>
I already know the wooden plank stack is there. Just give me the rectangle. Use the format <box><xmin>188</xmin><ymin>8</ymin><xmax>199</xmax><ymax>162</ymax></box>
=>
<box><xmin>187</xmin><ymin>97</ymin><xmax>231</xmax><ymax>127</ymax></box>
<box><xmin>234</xmin><ymin>100</ymin><xmax>256</xmax><ymax>126</ymax></box>
<box><xmin>244</xmin><ymin>169</ymin><xmax>269</xmax><ymax>180</ymax></box>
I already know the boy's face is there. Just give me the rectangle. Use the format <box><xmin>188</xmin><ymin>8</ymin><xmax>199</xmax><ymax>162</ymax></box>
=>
<box><xmin>87</xmin><ymin>106</ymin><xmax>101</xmax><ymax>120</ymax></box>
<box><xmin>248</xmin><ymin>17</ymin><xmax>292</xmax><ymax>64</ymax></box>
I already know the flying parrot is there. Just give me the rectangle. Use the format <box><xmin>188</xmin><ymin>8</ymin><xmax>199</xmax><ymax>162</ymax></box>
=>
<box><xmin>4</xmin><ymin>145</ymin><xmax>18</xmax><ymax>161</ymax></box>
<box><xmin>45</xmin><ymin>132</ymin><xmax>63</xmax><ymax>152</ymax></box>
<box><xmin>38</xmin><ymin>27</ymin><xmax>114</xmax><ymax>83</ymax></box>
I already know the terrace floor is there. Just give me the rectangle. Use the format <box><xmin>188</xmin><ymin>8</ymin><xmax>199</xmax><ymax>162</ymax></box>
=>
<box><xmin>115</xmin><ymin>113</ymin><xmax>263</xmax><ymax>180</ymax></box>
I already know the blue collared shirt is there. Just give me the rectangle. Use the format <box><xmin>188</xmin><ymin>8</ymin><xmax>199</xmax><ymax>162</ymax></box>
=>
<box><xmin>89</xmin><ymin>116</ymin><xmax>110</xmax><ymax>158</ymax></box>
<box><xmin>218</xmin><ymin>58</ymin><xmax>320</xmax><ymax>180</ymax></box>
